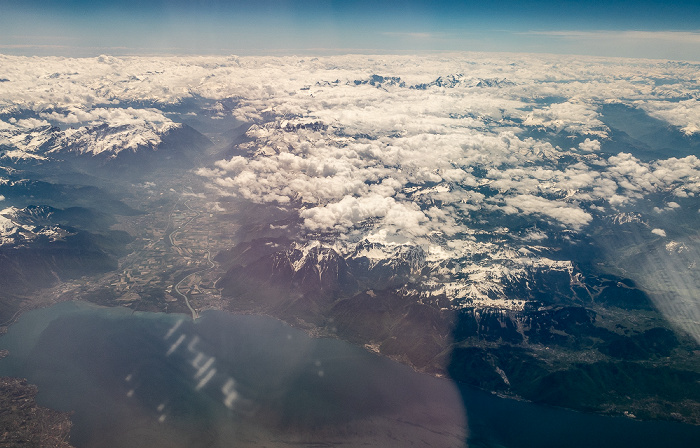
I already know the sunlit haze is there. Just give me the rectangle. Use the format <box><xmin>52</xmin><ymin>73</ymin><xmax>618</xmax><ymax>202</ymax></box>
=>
<box><xmin>2</xmin><ymin>0</ymin><xmax>700</xmax><ymax>59</ymax></box>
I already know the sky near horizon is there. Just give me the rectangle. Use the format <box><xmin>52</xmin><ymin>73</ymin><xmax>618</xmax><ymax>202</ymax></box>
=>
<box><xmin>2</xmin><ymin>0</ymin><xmax>700</xmax><ymax>60</ymax></box>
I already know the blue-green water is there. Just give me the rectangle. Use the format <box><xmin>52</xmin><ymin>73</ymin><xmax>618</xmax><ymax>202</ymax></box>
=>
<box><xmin>1</xmin><ymin>301</ymin><xmax>700</xmax><ymax>448</ymax></box>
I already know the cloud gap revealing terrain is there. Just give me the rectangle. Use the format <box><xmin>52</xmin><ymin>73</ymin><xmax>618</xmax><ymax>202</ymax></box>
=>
<box><xmin>1</xmin><ymin>53</ymin><xmax>700</xmax><ymax>423</ymax></box>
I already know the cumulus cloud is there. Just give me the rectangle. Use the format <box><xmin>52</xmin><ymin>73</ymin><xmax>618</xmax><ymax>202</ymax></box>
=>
<box><xmin>652</xmin><ymin>228</ymin><xmax>667</xmax><ymax>237</ymax></box>
<box><xmin>5</xmin><ymin>52</ymin><xmax>700</xmax><ymax>312</ymax></box>
<box><xmin>300</xmin><ymin>194</ymin><xmax>428</xmax><ymax>235</ymax></box>
<box><xmin>40</xmin><ymin>106</ymin><xmax>172</xmax><ymax>128</ymax></box>
<box><xmin>638</xmin><ymin>100</ymin><xmax>700</xmax><ymax>135</ymax></box>
<box><xmin>176</xmin><ymin>54</ymin><xmax>700</xmax><ymax>247</ymax></box>
<box><xmin>505</xmin><ymin>195</ymin><xmax>592</xmax><ymax>229</ymax></box>
<box><xmin>523</xmin><ymin>100</ymin><xmax>608</xmax><ymax>137</ymax></box>
<box><xmin>3</xmin><ymin>52</ymin><xmax>698</xmax><ymax>221</ymax></box>
<box><xmin>578</xmin><ymin>138</ymin><xmax>600</xmax><ymax>152</ymax></box>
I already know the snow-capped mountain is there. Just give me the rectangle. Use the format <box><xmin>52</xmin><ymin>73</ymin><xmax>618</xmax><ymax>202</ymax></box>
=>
<box><xmin>0</xmin><ymin>121</ymin><xmax>211</xmax><ymax>171</ymax></box>
<box><xmin>216</xmin><ymin>233</ymin><xmax>581</xmax><ymax>316</ymax></box>
<box><xmin>0</xmin><ymin>201</ymin><xmax>130</xmax><ymax>307</ymax></box>
<box><xmin>50</xmin><ymin>122</ymin><xmax>181</xmax><ymax>157</ymax></box>
<box><xmin>4</xmin><ymin>204</ymin><xmax>57</xmax><ymax>226</ymax></box>
<box><xmin>0</xmin><ymin>205</ymin><xmax>73</xmax><ymax>247</ymax></box>
<box><xmin>412</xmin><ymin>74</ymin><xmax>515</xmax><ymax>89</ymax></box>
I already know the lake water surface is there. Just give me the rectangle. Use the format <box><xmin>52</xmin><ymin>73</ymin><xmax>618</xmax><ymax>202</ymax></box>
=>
<box><xmin>1</xmin><ymin>301</ymin><xmax>699</xmax><ymax>447</ymax></box>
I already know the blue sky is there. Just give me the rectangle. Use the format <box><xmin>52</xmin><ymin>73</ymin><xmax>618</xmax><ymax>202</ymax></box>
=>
<box><xmin>2</xmin><ymin>0</ymin><xmax>700</xmax><ymax>59</ymax></box>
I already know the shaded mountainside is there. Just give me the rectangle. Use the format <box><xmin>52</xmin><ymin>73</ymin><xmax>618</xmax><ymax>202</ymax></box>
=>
<box><xmin>0</xmin><ymin>212</ymin><xmax>131</xmax><ymax>323</ymax></box>
<box><xmin>58</xmin><ymin>123</ymin><xmax>213</xmax><ymax>177</ymax></box>
<box><xmin>0</xmin><ymin>178</ymin><xmax>141</xmax><ymax>216</ymax></box>
<box><xmin>0</xmin><ymin>121</ymin><xmax>213</xmax><ymax>322</ymax></box>
<box><xmin>0</xmin><ymin>174</ymin><xmax>141</xmax><ymax>323</ymax></box>
<box><xmin>215</xmin><ymin>236</ymin><xmax>700</xmax><ymax>424</ymax></box>
<box><xmin>0</xmin><ymin>230</ymin><xmax>125</xmax><ymax>288</ymax></box>
<box><xmin>1</xmin><ymin>123</ymin><xmax>212</xmax><ymax>182</ymax></box>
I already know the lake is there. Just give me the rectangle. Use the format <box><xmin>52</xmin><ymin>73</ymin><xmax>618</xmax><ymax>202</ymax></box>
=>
<box><xmin>1</xmin><ymin>301</ymin><xmax>699</xmax><ymax>447</ymax></box>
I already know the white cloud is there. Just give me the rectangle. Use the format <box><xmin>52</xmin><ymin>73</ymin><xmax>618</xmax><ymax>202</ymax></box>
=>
<box><xmin>523</xmin><ymin>101</ymin><xmax>608</xmax><ymax>137</ymax></box>
<box><xmin>638</xmin><ymin>100</ymin><xmax>700</xmax><ymax>135</ymax></box>
<box><xmin>522</xmin><ymin>30</ymin><xmax>700</xmax><ymax>44</ymax></box>
<box><xmin>505</xmin><ymin>194</ymin><xmax>592</xmax><ymax>229</ymax></box>
<box><xmin>5</xmin><ymin>52</ymin><xmax>700</xmax><ymax>313</ymax></box>
<box><xmin>578</xmin><ymin>138</ymin><xmax>600</xmax><ymax>152</ymax></box>
<box><xmin>178</xmin><ymin>54</ymin><xmax>700</xmax><ymax>244</ymax></box>
<box><xmin>40</xmin><ymin>106</ymin><xmax>172</xmax><ymax>127</ymax></box>
<box><xmin>301</xmin><ymin>194</ymin><xmax>428</xmax><ymax>235</ymax></box>
<box><xmin>651</xmin><ymin>228</ymin><xmax>667</xmax><ymax>237</ymax></box>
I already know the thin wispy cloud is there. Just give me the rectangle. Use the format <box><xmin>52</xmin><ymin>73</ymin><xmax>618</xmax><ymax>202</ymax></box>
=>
<box><xmin>513</xmin><ymin>29</ymin><xmax>700</xmax><ymax>60</ymax></box>
<box><xmin>522</xmin><ymin>30</ymin><xmax>700</xmax><ymax>43</ymax></box>
<box><xmin>382</xmin><ymin>32</ymin><xmax>437</xmax><ymax>39</ymax></box>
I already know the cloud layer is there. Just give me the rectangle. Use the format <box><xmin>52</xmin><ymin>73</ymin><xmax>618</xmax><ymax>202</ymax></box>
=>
<box><xmin>2</xmin><ymin>52</ymin><xmax>700</xmax><ymax>314</ymax></box>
